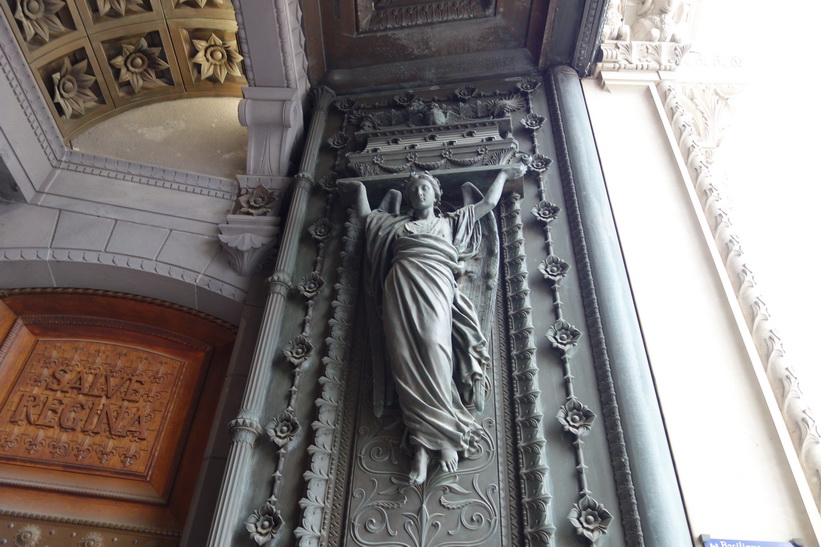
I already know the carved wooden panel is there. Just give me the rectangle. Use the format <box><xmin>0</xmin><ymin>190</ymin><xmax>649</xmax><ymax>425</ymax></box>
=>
<box><xmin>0</xmin><ymin>338</ymin><xmax>186</xmax><ymax>477</ymax></box>
<box><xmin>0</xmin><ymin>292</ymin><xmax>234</xmax><ymax>543</ymax></box>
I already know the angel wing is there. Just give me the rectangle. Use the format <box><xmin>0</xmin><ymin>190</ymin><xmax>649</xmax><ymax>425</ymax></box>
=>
<box><xmin>367</xmin><ymin>189</ymin><xmax>401</xmax><ymax>418</ymax></box>
<box><xmin>457</xmin><ymin>182</ymin><xmax>499</xmax><ymax>341</ymax></box>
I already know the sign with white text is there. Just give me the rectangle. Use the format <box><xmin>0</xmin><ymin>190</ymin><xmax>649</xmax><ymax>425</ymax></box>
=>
<box><xmin>703</xmin><ymin>539</ymin><xmax>799</xmax><ymax>547</ymax></box>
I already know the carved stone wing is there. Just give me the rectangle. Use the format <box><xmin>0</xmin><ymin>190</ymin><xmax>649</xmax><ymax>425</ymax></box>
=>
<box><xmin>458</xmin><ymin>182</ymin><xmax>498</xmax><ymax>340</ymax></box>
<box><xmin>368</xmin><ymin>188</ymin><xmax>402</xmax><ymax>418</ymax></box>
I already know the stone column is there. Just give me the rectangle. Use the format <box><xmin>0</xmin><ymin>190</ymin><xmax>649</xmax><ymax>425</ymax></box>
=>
<box><xmin>206</xmin><ymin>85</ymin><xmax>335</xmax><ymax>547</ymax></box>
<box><xmin>548</xmin><ymin>65</ymin><xmax>692</xmax><ymax>546</ymax></box>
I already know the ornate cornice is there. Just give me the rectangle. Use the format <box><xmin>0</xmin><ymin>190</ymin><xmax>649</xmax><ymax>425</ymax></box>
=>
<box><xmin>659</xmin><ymin>80</ymin><xmax>821</xmax><ymax>513</ymax></box>
<box><xmin>599</xmin><ymin>40</ymin><xmax>691</xmax><ymax>72</ymax></box>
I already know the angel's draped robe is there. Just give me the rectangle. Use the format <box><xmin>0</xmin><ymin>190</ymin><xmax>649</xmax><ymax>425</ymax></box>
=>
<box><xmin>365</xmin><ymin>205</ymin><xmax>488</xmax><ymax>454</ymax></box>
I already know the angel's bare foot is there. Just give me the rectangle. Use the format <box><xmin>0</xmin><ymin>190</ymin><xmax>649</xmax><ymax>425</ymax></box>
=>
<box><xmin>440</xmin><ymin>447</ymin><xmax>458</xmax><ymax>473</ymax></box>
<box><xmin>409</xmin><ymin>447</ymin><xmax>429</xmax><ymax>485</ymax></box>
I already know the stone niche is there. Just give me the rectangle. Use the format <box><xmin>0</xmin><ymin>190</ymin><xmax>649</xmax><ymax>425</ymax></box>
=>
<box><xmin>0</xmin><ymin>292</ymin><xmax>234</xmax><ymax>546</ymax></box>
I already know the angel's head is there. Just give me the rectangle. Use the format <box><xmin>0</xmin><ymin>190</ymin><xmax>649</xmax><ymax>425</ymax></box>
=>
<box><xmin>405</xmin><ymin>172</ymin><xmax>442</xmax><ymax>212</ymax></box>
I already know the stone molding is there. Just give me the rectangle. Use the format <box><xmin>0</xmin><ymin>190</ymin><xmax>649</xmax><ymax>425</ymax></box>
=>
<box><xmin>659</xmin><ymin>80</ymin><xmax>821</xmax><ymax>513</ymax></box>
<box><xmin>599</xmin><ymin>40</ymin><xmax>691</xmax><ymax>72</ymax></box>
<box><xmin>0</xmin><ymin>247</ymin><xmax>246</xmax><ymax>303</ymax></box>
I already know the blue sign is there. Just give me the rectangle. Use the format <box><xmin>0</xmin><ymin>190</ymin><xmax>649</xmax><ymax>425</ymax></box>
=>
<box><xmin>703</xmin><ymin>540</ymin><xmax>798</xmax><ymax>547</ymax></box>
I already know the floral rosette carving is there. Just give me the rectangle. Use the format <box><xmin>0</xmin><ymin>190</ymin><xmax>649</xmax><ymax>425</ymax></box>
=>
<box><xmin>237</xmin><ymin>184</ymin><xmax>277</xmax><ymax>216</ymax></box>
<box><xmin>245</xmin><ymin>502</ymin><xmax>283</xmax><ymax>545</ymax></box>
<box><xmin>531</xmin><ymin>200</ymin><xmax>560</xmax><ymax>224</ymax></box>
<box><xmin>393</xmin><ymin>90</ymin><xmax>415</xmax><ymax>106</ymax></box>
<box><xmin>453</xmin><ymin>84</ymin><xmax>477</xmax><ymax>101</ymax></box>
<box><xmin>538</xmin><ymin>255</ymin><xmax>570</xmax><ymax>283</ymax></box>
<box><xmin>13</xmin><ymin>0</ymin><xmax>65</xmax><ymax>43</ymax></box>
<box><xmin>317</xmin><ymin>173</ymin><xmax>337</xmax><ymax>191</ymax></box>
<box><xmin>546</xmin><ymin>319</ymin><xmax>582</xmax><ymax>354</ymax></box>
<box><xmin>557</xmin><ymin>398</ymin><xmax>596</xmax><ymax>436</ymax></box>
<box><xmin>192</xmin><ymin>33</ymin><xmax>243</xmax><ymax>83</ymax></box>
<box><xmin>520</xmin><ymin>113</ymin><xmax>546</xmax><ymax>131</ymax></box>
<box><xmin>308</xmin><ymin>218</ymin><xmax>333</xmax><ymax>241</ymax></box>
<box><xmin>334</xmin><ymin>97</ymin><xmax>356</xmax><ymax>111</ymax></box>
<box><xmin>13</xmin><ymin>525</ymin><xmax>41</xmax><ymax>547</ymax></box>
<box><xmin>516</xmin><ymin>77</ymin><xmax>541</xmax><ymax>94</ymax></box>
<box><xmin>51</xmin><ymin>58</ymin><xmax>97</xmax><ymax>119</ymax></box>
<box><xmin>78</xmin><ymin>532</ymin><xmax>104</xmax><ymax>547</ymax></box>
<box><xmin>568</xmin><ymin>495</ymin><xmax>612</xmax><ymax>542</ymax></box>
<box><xmin>283</xmin><ymin>335</ymin><xmax>313</xmax><ymax>366</ymax></box>
<box><xmin>109</xmin><ymin>37</ymin><xmax>170</xmax><ymax>93</ymax></box>
<box><xmin>297</xmin><ymin>272</ymin><xmax>325</xmax><ymax>299</ymax></box>
<box><xmin>265</xmin><ymin>411</ymin><xmax>300</xmax><ymax>447</ymax></box>
<box><xmin>527</xmin><ymin>153</ymin><xmax>553</xmax><ymax>173</ymax></box>
<box><xmin>327</xmin><ymin>131</ymin><xmax>350</xmax><ymax>150</ymax></box>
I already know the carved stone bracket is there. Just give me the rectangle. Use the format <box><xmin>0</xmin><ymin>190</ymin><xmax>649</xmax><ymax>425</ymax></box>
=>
<box><xmin>218</xmin><ymin>215</ymin><xmax>281</xmax><ymax>276</ymax></box>
<box><xmin>239</xmin><ymin>86</ymin><xmax>302</xmax><ymax>177</ymax></box>
<box><xmin>217</xmin><ymin>174</ymin><xmax>289</xmax><ymax>276</ymax></box>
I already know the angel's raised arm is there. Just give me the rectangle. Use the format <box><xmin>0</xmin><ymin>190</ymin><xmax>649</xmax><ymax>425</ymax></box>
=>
<box><xmin>473</xmin><ymin>163</ymin><xmax>527</xmax><ymax>219</ymax></box>
<box><xmin>337</xmin><ymin>180</ymin><xmax>371</xmax><ymax>220</ymax></box>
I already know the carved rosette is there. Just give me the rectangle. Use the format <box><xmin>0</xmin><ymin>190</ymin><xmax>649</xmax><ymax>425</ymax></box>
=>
<box><xmin>191</xmin><ymin>32</ymin><xmax>243</xmax><ymax>83</ymax></box>
<box><xmin>13</xmin><ymin>0</ymin><xmax>67</xmax><ymax>43</ymax></box>
<box><xmin>108</xmin><ymin>35</ymin><xmax>170</xmax><ymax>93</ymax></box>
<box><xmin>50</xmin><ymin>56</ymin><xmax>98</xmax><ymax>119</ymax></box>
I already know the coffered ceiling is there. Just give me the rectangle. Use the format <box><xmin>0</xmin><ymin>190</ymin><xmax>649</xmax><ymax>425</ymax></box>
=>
<box><xmin>0</xmin><ymin>0</ymin><xmax>246</xmax><ymax>139</ymax></box>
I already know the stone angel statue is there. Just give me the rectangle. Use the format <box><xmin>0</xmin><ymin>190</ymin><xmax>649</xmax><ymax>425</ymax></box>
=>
<box><xmin>339</xmin><ymin>164</ymin><xmax>526</xmax><ymax>485</ymax></box>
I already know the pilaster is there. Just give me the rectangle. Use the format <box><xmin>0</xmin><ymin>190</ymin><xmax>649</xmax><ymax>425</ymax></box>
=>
<box><xmin>206</xmin><ymin>85</ymin><xmax>335</xmax><ymax>547</ymax></box>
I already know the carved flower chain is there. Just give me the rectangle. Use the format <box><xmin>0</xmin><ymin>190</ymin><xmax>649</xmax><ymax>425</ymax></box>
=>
<box><xmin>523</xmin><ymin>80</ymin><xmax>613</xmax><ymax>544</ymax></box>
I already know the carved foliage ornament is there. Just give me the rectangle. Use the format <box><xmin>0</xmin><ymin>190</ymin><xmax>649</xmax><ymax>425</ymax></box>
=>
<box><xmin>237</xmin><ymin>184</ymin><xmax>277</xmax><ymax>216</ymax></box>
<box><xmin>245</xmin><ymin>502</ymin><xmax>283</xmax><ymax>546</ymax></box>
<box><xmin>109</xmin><ymin>37</ymin><xmax>170</xmax><ymax>92</ymax></box>
<box><xmin>191</xmin><ymin>33</ymin><xmax>243</xmax><ymax>83</ymax></box>
<box><xmin>13</xmin><ymin>0</ymin><xmax>66</xmax><ymax>43</ymax></box>
<box><xmin>51</xmin><ymin>57</ymin><xmax>97</xmax><ymax>118</ymax></box>
<box><xmin>13</xmin><ymin>525</ymin><xmax>41</xmax><ymax>547</ymax></box>
<box><xmin>95</xmin><ymin>0</ymin><xmax>144</xmax><ymax>17</ymax></box>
